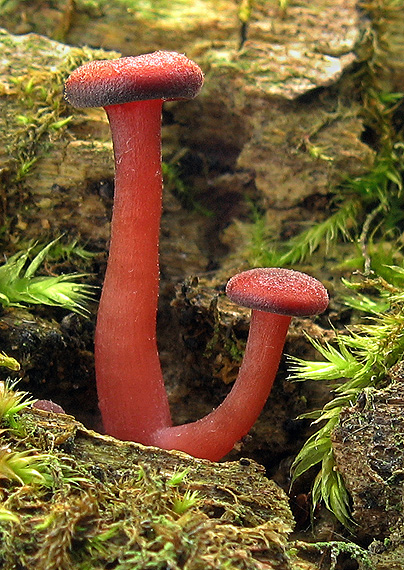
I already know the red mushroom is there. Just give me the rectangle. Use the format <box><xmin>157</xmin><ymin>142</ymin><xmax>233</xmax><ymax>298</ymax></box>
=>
<box><xmin>152</xmin><ymin>268</ymin><xmax>328</xmax><ymax>460</ymax></box>
<box><xmin>64</xmin><ymin>52</ymin><xmax>203</xmax><ymax>443</ymax></box>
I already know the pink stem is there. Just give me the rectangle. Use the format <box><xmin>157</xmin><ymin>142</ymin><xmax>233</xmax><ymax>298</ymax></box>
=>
<box><xmin>95</xmin><ymin>99</ymin><xmax>172</xmax><ymax>443</ymax></box>
<box><xmin>152</xmin><ymin>311</ymin><xmax>291</xmax><ymax>460</ymax></box>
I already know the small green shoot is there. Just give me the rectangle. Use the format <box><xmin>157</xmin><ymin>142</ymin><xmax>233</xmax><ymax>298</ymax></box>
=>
<box><xmin>0</xmin><ymin>446</ymin><xmax>49</xmax><ymax>485</ymax></box>
<box><xmin>48</xmin><ymin>116</ymin><xmax>73</xmax><ymax>130</ymax></box>
<box><xmin>167</xmin><ymin>468</ymin><xmax>190</xmax><ymax>487</ymax></box>
<box><xmin>0</xmin><ymin>379</ymin><xmax>36</xmax><ymax>422</ymax></box>
<box><xmin>0</xmin><ymin>352</ymin><xmax>20</xmax><ymax>371</ymax></box>
<box><xmin>289</xmin><ymin>335</ymin><xmax>363</xmax><ymax>382</ymax></box>
<box><xmin>0</xmin><ymin>381</ymin><xmax>52</xmax><ymax>486</ymax></box>
<box><xmin>172</xmin><ymin>489</ymin><xmax>199</xmax><ymax>515</ymax></box>
<box><xmin>84</xmin><ymin>523</ymin><xmax>122</xmax><ymax>559</ymax></box>
<box><xmin>15</xmin><ymin>157</ymin><xmax>38</xmax><ymax>181</ymax></box>
<box><xmin>0</xmin><ymin>239</ymin><xmax>96</xmax><ymax>316</ymax></box>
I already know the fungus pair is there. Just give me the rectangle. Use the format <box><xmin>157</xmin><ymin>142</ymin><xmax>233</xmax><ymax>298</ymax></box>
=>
<box><xmin>65</xmin><ymin>52</ymin><xmax>328</xmax><ymax>461</ymax></box>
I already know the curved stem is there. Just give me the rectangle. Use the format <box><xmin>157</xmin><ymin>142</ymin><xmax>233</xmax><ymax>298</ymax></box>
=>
<box><xmin>152</xmin><ymin>311</ymin><xmax>291</xmax><ymax>460</ymax></box>
<box><xmin>95</xmin><ymin>99</ymin><xmax>172</xmax><ymax>443</ymax></box>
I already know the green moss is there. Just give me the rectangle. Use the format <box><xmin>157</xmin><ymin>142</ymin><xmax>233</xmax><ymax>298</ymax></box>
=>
<box><xmin>0</xmin><ymin>409</ymin><xmax>292</xmax><ymax>569</ymax></box>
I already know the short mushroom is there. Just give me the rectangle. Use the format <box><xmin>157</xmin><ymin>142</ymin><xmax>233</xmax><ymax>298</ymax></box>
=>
<box><xmin>64</xmin><ymin>52</ymin><xmax>203</xmax><ymax>443</ymax></box>
<box><xmin>153</xmin><ymin>268</ymin><xmax>328</xmax><ymax>460</ymax></box>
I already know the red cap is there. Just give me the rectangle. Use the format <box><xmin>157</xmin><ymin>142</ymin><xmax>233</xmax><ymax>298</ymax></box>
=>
<box><xmin>226</xmin><ymin>268</ymin><xmax>329</xmax><ymax>317</ymax></box>
<box><xmin>64</xmin><ymin>51</ymin><xmax>204</xmax><ymax>108</ymax></box>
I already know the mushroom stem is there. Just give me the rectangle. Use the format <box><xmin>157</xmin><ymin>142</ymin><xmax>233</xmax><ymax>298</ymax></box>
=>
<box><xmin>95</xmin><ymin>99</ymin><xmax>172</xmax><ymax>443</ymax></box>
<box><xmin>152</xmin><ymin>310</ymin><xmax>291</xmax><ymax>460</ymax></box>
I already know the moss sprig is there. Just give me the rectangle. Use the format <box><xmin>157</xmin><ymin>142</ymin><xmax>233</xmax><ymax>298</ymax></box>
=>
<box><xmin>0</xmin><ymin>446</ymin><xmax>49</xmax><ymax>485</ymax></box>
<box><xmin>0</xmin><ymin>380</ymin><xmax>52</xmax><ymax>487</ymax></box>
<box><xmin>0</xmin><ymin>239</ymin><xmax>95</xmax><ymax>316</ymax></box>
<box><xmin>0</xmin><ymin>379</ymin><xmax>36</xmax><ymax>423</ymax></box>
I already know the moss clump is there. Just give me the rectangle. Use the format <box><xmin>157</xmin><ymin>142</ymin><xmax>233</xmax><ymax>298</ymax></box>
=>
<box><xmin>0</xmin><ymin>402</ymin><xmax>294</xmax><ymax>570</ymax></box>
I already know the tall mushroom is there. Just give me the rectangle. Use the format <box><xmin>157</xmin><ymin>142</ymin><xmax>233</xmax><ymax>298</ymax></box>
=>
<box><xmin>153</xmin><ymin>268</ymin><xmax>328</xmax><ymax>460</ymax></box>
<box><xmin>64</xmin><ymin>52</ymin><xmax>204</xmax><ymax>443</ymax></box>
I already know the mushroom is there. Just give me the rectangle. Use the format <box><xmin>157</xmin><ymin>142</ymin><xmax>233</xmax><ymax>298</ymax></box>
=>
<box><xmin>64</xmin><ymin>52</ymin><xmax>204</xmax><ymax>443</ymax></box>
<box><xmin>153</xmin><ymin>268</ymin><xmax>328</xmax><ymax>460</ymax></box>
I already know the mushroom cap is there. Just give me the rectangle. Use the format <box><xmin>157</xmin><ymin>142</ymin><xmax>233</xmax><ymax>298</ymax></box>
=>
<box><xmin>64</xmin><ymin>51</ymin><xmax>204</xmax><ymax>108</ymax></box>
<box><xmin>226</xmin><ymin>268</ymin><xmax>329</xmax><ymax>317</ymax></box>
